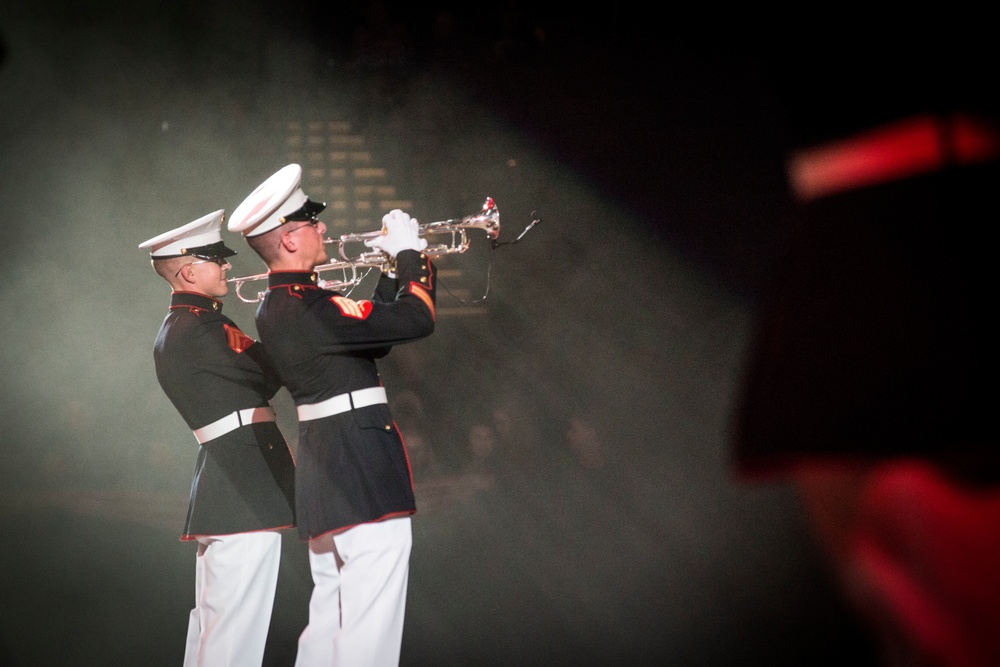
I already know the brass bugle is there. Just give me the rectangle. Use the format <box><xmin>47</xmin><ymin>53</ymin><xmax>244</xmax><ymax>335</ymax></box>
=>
<box><xmin>331</xmin><ymin>196</ymin><xmax>499</xmax><ymax>262</ymax></box>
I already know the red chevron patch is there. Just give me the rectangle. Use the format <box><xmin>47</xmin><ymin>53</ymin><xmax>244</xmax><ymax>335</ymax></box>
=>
<box><xmin>331</xmin><ymin>296</ymin><xmax>373</xmax><ymax>320</ymax></box>
<box><xmin>223</xmin><ymin>324</ymin><xmax>255</xmax><ymax>353</ymax></box>
<box><xmin>409</xmin><ymin>283</ymin><xmax>435</xmax><ymax>320</ymax></box>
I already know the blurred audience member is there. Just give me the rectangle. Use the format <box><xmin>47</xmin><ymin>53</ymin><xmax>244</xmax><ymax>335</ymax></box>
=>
<box><xmin>734</xmin><ymin>94</ymin><xmax>1000</xmax><ymax>666</ymax></box>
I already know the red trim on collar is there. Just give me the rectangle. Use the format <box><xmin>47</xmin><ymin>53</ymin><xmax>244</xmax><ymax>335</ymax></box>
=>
<box><xmin>171</xmin><ymin>290</ymin><xmax>222</xmax><ymax>303</ymax></box>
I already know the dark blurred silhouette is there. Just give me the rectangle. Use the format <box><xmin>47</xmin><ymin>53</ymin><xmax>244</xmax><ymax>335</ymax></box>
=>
<box><xmin>733</xmin><ymin>40</ymin><xmax>1000</xmax><ymax>667</ymax></box>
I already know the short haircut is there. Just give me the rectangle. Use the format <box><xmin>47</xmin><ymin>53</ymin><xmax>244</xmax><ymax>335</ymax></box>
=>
<box><xmin>246</xmin><ymin>227</ymin><xmax>284</xmax><ymax>266</ymax></box>
<box><xmin>152</xmin><ymin>256</ymin><xmax>190</xmax><ymax>287</ymax></box>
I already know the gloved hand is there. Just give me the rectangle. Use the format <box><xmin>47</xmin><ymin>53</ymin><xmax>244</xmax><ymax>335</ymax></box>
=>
<box><xmin>364</xmin><ymin>209</ymin><xmax>427</xmax><ymax>258</ymax></box>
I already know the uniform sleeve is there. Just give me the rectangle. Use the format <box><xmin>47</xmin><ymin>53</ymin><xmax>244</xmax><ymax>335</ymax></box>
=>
<box><xmin>306</xmin><ymin>250</ymin><xmax>436</xmax><ymax>354</ymax></box>
<box><xmin>244</xmin><ymin>341</ymin><xmax>284</xmax><ymax>398</ymax></box>
<box><xmin>192</xmin><ymin>317</ymin><xmax>281</xmax><ymax>399</ymax></box>
<box><xmin>155</xmin><ymin>311</ymin><xmax>279</xmax><ymax>429</ymax></box>
<box><xmin>372</xmin><ymin>272</ymin><xmax>398</xmax><ymax>303</ymax></box>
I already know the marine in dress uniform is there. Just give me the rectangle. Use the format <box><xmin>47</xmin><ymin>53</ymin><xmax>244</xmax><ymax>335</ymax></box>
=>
<box><xmin>140</xmin><ymin>210</ymin><xmax>296</xmax><ymax>667</ymax></box>
<box><xmin>228</xmin><ymin>164</ymin><xmax>436</xmax><ymax>667</ymax></box>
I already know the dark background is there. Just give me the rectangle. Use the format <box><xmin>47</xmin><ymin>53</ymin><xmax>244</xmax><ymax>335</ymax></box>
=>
<box><xmin>2</xmin><ymin>4</ymin><xmax>993</xmax><ymax>665</ymax></box>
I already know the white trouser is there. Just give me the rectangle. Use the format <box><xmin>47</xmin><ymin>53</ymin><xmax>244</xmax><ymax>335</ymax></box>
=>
<box><xmin>295</xmin><ymin>517</ymin><xmax>412</xmax><ymax>667</ymax></box>
<box><xmin>183</xmin><ymin>530</ymin><xmax>282</xmax><ymax>667</ymax></box>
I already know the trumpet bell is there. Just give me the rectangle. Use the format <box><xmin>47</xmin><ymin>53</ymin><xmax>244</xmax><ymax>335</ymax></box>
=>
<box><xmin>433</xmin><ymin>196</ymin><xmax>499</xmax><ymax>240</ymax></box>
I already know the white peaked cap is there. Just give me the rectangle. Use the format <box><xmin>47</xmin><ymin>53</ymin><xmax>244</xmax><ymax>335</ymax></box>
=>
<box><xmin>138</xmin><ymin>209</ymin><xmax>234</xmax><ymax>258</ymax></box>
<box><xmin>228</xmin><ymin>164</ymin><xmax>312</xmax><ymax>237</ymax></box>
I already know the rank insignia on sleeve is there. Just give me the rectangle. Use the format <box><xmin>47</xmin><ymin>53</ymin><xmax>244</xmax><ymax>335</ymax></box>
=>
<box><xmin>331</xmin><ymin>296</ymin><xmax>373</xmax><ymax>320</ymax></box>
<box><xmin>223</xmin><ymin>324</ymin><xmax>255</xmax><ymax>353</ymax></box>
<box><xmin>408</xmin><ymin>283</ymin><xmax>435</xmax><ymax>320</ymax></box>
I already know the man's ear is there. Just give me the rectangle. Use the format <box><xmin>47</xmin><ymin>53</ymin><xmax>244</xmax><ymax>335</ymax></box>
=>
<box><xmin>279</xmin><ymin>229</ymin><xmax>297</xmax><ymax>253</ymax></box>
<box><xmin>177</xmin><ymin>263</ymin><xmax>197</xmax><ymax>286</ymax></box>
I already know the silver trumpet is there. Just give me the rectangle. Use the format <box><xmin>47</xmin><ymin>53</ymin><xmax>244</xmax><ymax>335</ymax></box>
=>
<box><xmin>332</xmin><ymin>196</ymin><xmax>500</xmax><ymax>263</ymax></box>
<box><xmin>227</xmin><ymin>197</ymin><xmax>500</xmax><ymax>304</ymax></box>
<box><xmin>226</xmin><ymin>259</ymin><xmax>381</xmax><ymax>304</ymax></box>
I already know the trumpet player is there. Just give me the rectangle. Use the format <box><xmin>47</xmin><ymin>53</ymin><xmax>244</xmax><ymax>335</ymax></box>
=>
<box><xmin>138</xmin><ymin>210</ymin><xmax>296</xmax><ymax>667</ymax></box>
<box><xmin>228</xmin><ymin>164</ymin><xmax>436</xmax><ymax>667</ymax></box>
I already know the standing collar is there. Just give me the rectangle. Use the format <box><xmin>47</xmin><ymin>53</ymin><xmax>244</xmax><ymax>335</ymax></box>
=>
<box><xmin>169</xmin><ymin>291</ymin><xmax>223</xmax><ymax>313</ymax></box>
<box><xmin>267</xmin><ymin>271</ymin><xmax>320</xmax><ymax>289</ymax></box>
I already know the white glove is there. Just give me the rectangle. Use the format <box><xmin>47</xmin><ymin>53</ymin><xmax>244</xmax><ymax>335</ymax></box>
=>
<box><xmin>364</xmin><ymin>209</ymin><xmax>428</xmax><ymax>258</ymax></box>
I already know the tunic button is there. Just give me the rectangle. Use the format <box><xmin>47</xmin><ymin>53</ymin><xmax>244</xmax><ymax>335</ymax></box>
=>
<box><xmin>268</xmin><ymin>443</ymin><xmax>273</xmax><ymax>449</ymax></box>
<box><xmin>420</xmin><ymin>277</ymin><xmax>427</xmax><ymax>283</ymax></box>
<box><xmin>293</xmin><ymin>285</ymin><xmax>300</xmax><ymax>291</ymax></box>
<box><xmin>385</xmin><ymin>425</ymin><xmax>392</xmax><ymax>431</ymax></box>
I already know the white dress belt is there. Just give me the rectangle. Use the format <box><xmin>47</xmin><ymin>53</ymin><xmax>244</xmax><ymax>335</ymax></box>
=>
<box><xmin>193</xmin><ymin>406</ymin><xmax>276</xmax><ymax>444</ymax></box>
<box><xmin>297</xmin><ymin>386</ymin><xmax>388</xmax><ymax>422</ymax></box>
